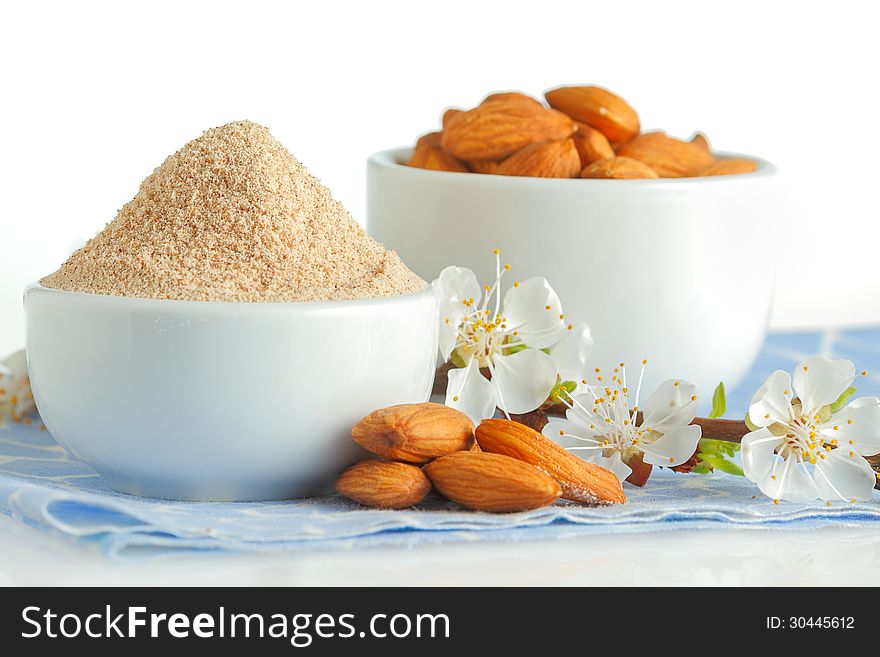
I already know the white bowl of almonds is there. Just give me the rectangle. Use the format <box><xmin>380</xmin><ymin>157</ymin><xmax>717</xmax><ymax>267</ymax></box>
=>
<box><xmin>367</xmin><ymin>84</ymin><xmax>778</xmax><ymax>397</ymax></box>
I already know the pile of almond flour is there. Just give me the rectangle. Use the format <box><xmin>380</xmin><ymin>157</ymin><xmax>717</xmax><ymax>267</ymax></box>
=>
<box><xmin>42</xmin><ymin>121</ymin><xmax>425</xmax><ymax>302</ymax></box>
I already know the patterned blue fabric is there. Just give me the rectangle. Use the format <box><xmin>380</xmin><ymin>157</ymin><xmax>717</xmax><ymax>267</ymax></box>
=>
<box><xmin>2</xmin><ymin>328</ymin><xmax>879</xmax><ymax>559</ymax></box>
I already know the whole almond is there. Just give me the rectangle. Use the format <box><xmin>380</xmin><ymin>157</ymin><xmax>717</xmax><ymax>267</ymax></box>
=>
<box><xmin>545</xmin><ymin>85</ymin><xmax>640</xmax><ymax>143</ymax></box>
<box><xmin>352</xmin><ymin>402</ymin><xmax>475</xmax><ymax>463</ymax></box>
<box><xmin>496</xmin><ymin>139</ymin><xmax>581</xmax><ymax>178</ymax></box>
<box><xmin>617</xmin><ymin>131</ymin><xmax>714</xmax><ymax>177</ymax></box>
<box><xmin>475</xmin><ymin>418</ymin><xmax>626</xmax><ymax>505</ymax></box>
<box><xmin>580</xmin><ymin>156</ymin><xmax>658</xmax><ymax>179</ymax></box>
<box><xmin>408</xmin><ymin>133</ymin><xmax>469</xmax><ymax>173</ymax></box>
<box><xmin>572</xmin><ymin>121</ymin><xmax>615</xmax><ymax>166</ymax></box>
<box><xmin>424</xmin><ymin>451</ymin><xmax>561</xmax><ymax>513</ymax></box>
<box><xmin>442</xmin><ymin>108</ymin><xmax>464</xmax><ymax>131</ymax></box>
<box><xmin>441</xmin><ymin>100</ymin><xmax>575</xmax><ymax>161</ymax></box>
<box><xmin>696</xmin><ymin>158</ymin><xmax>757</xmax><ymax>176</ymax></box>
<box><xmin>482</xmin><ymin>91</ymin><xmax>544</xmax><ymax>107</ymax></box>
<box><xmin>336</xmin><ymin>460</ymin><xmax>431</xmax><ymax>509</ymax></box>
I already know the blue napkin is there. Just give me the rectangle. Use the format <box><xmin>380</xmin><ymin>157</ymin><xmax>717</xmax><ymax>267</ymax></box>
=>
<box><xmin>2</xmin><ymin>328</ymin><xmax>879</xmax><ymax>560</ymax></box>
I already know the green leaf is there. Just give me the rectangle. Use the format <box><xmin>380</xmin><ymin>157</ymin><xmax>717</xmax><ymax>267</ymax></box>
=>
<box><xmin>691</xmin><ymin>437</ymin><xmax>744</xmax><ymax>477</ymax></box>
<box><xmin>830</xmin><ymin>386</ymin><xmax>857</xmax><ymax>414</ymax></box>
<box><xmin>709</xmin><ymin>382</ymin><xmax>726</xmax><ymax>419</ymax></box>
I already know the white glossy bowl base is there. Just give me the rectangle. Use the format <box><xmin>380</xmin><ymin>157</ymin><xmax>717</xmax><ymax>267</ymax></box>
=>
<box><xmin>368</xmin><ymin>148</ymin><xmax>778</xmax><ymax>398</ymax></box>
<box><xmin>24</xmin><ymin>284</ymin><xmax>437</xmax><ymax>501</ymax></box>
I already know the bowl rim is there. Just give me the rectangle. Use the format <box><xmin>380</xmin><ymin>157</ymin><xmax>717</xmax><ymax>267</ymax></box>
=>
<box><xmin>369</xmin><ymin>146</ymin><xmax>778</xmax><ymax>186</ymax></box>
<box><xmin>24</xmin><ymin>280</ymin><xmax>435</xmax><ymax>311</ymax></box>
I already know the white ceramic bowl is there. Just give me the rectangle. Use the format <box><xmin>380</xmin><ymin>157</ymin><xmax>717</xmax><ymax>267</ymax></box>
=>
<box><xmin>368</xmin><ymin>148</ymin><xmax>778</xmax><ymax>398</ymax></box>
<box><xmin>24</xmin><ymin>283</ymin><xmax>437</xmax><ymax>501</ymax></box>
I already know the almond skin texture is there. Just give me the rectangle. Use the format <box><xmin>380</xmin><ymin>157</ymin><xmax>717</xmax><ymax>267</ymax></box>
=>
<box><xmin>352</xmin><ymin>402</ymin><xmax>475</xmax><ymax>463</ymax></box>
<box><xmin>496</xmin><ymin>139</ymin><xmax>581</xmax><ymax>178</ymax></box>
<box><xmin>580</xmin><ymin>156</ymin><xmax>659</xmax><ymax>179</ymax></box>
<box><xmin>467</xmin><ymin>159</ymin><xmax>501</xmax><ymax>175</ymax></box>
<box><xmin>441</xmin><ymin>100</ymin><xmax>575</xmax><ymax>161</ymax></box>
<box><xmin>482</xmin><ymin>91</ymin><xmax>544</xmax><ymax>107</ymax></box>
<box><xmin>616</xmin><ymin>131</ymin><xmax>714</xmax><ymax>177</ymax></box>
<box><xmin>424</xmin><ymin>451</ymin><xmax>561</xmax><ymax>513</ymax></box>
<box><xmin>696</xmin><ymin>158</ymin><xmax>757</xmax><ymax>176</ymax></box>
<box><xmin>475</xmin><ymin>418</ymin><xmax>626</xmax><ymax>505</ymax></box>
<box><xmin>442</xmin><ymin>108</ymin><xmax>464</xmax><ymax>131</ymax></box>
<box><xmin>336</xmin><ymin>460</ymin><xmax>431</xmax><ymax>509</ymax></box>
<box><xmin>545</xmin><ymin>85</ymin><xmax>640</xmax><ymax>143</ymax></box>
<box><xmin>408</xmin><ymin>132</ymin><xmax>469</xmax><ymax>172</ymax></box>
<box><xmin>572</xmin><ymin>121</ymin><xmax>615</xmax><ymax>166</ymax></box>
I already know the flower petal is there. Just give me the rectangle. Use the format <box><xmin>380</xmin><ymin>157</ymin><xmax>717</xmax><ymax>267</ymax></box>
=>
<box><xmin>741</xmin><ymin>427</ymin><xmax>782</xmax><ymax>482</ymax></box>
<box><xmin>747</xmin><ymin>370</ymin><xmax>793</xmax><ymax>428</ymax></box>
<box><xmin>600</xmin><ymin>451</ymin><xmax>633</xmax><ymax>482</ymax></box>
<box><xmin>757</xmin><ymin>457</ymin><xmax>818</xmax><ymax>503</ymax></box>
<box><xmin>793</xmin><ymin>355</ymin><xmax>855</xmax><ymax>417</ymax></box>
<box><xmin>432</xmin><ymin>266</ymin><xmax>481</xmax><ymax>306</ymax></box>
<box><xmin>818</xmin><ymin>396</ymin><xmax>880</xmax><ymax>456</ymax></box>
<box><xmin>446</xmin><ymin>361</ymin><xmax>497</xmax><ymax>424</ymax></box>
<box><xmin>549</xmin><ymin>323</ymin><xmax>593</xmax><ymax>382</ymax></box>
<box><xmin>812</xmin><ymin>449</ymin><xmax>876</xmax><ymax>502</ymax></box>
<box><xmin>490</xmin><ymin>348</ymin><xmax>558</xmax><ymax>415</ymax></box>
<box><xmin>500</xmin><ymin>277</ymin><xmax>565</xmax><ymax>349</ymax></box>
<box><xmin>544</xmin><ymin>418</ymin><xmax>604</xmax><ymax>452</ymax></box>
<box><xmin>563</xmin><ymin>391</ymin><xmax>604</xmax><ymax>433</ymax></box>
<box><xmin>437</xmin><ymin>300</ymin><xmax>469</xmax><ymax>362</ymax></box>
<box><xmin>639</xmin><ymin>379</ymin><xmax>699</xmax><ymax>433</ymax></box>
<box><xmin>641</xmin><ymin>424</ymin><xmax>702</xmax><ymax>467</ymax></box>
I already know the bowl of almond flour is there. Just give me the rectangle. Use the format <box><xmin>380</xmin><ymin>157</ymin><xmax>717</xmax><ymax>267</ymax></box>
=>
<box><xmin>25</xmin><ymin>121</ymin><xmax>437</xmax><ymax>501</ymax></box>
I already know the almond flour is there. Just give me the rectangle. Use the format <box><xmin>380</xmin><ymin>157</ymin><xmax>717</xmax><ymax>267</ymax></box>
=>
<box><xmin>42</xmin><ymin>121</ymin><xmax>425</xmax><ymax>302</ymax></box>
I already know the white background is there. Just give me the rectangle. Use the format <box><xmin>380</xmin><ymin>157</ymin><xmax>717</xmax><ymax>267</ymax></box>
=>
<box><xmin>1</xmin><ymin>0</ymin><xmax>880</xmax><ymax>355</ymax></box>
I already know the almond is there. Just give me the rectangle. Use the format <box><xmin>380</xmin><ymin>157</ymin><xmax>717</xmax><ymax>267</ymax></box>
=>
<box><xmin>690</xmin><ymin>131</ymin><xmax>711</xmax><ymax>153</ymax></box>
<box><xmin>441</xmin><ymin>100</ymin><xmax>575</xmax><ymax>161</ymax></box>
<box><xmin>352</xmin><ymin>402</ymin><xmax>475</xmax><ymax>463</ymax></box>
<box><xmin>572</xmin><ymin>121</ymin><xmax>615</xmax><ymax>166</ymax></box>
<box><xmin>695</xmin><ymin>158</ymin><xmax>757</xmax><ymax>176</ymax></box>
<box><xmin>467</xmin><ymin>159</ymin><xmax>501</xmax><ymax>175</ymax></box>
<box><xmin>442</xmin><ymin>108</ymin><xmax>464</xmax><ymax>131</ymax></box>
<box><xmin>408</xmin><ymin>133</ymin><xmax>470</xmax><ymax>173</ymax></box>
<box><xmin>336</xmin><ymin>460</ymin><xmax>431</xmax><ymax>509</ymax></box>
<box><xmin>545</xmin><ymin>85</ymin><xmax>640</xmax><ymax>143</ymax></box>
<box><xmin>580</xmin><ymin>156</ymin><xmax>658</xmax><ymax>179</ymax></box>
<box><xmin>482</xmin><ymin>91</ymin><xmax>544</xmax><ymax>107</ymax></box>
<box><xmin>424</xmin><ymin>451</ymin><xmax>561</xmax><ymax>513</ymax></box>
<box><xmin>475</xmin><ymin>418</ymin><xmax>626</xmax><ymax>505</ymax></box>
<box><xmin>616</xmin><ymin>131</ymin><xmax>714</xmax><ymax>177</ymax></box>
<box><xmin>496</xmin><ymin>139</ymin><xmax>581</xmax><ymax>178</ymax></box>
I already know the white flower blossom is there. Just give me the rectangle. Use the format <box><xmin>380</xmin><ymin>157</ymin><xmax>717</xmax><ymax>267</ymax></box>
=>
<box><xmin>742</xmin><ymin>355</ymin><xmax>880</xmax><ymax>504</ymax></box>
<box><xmin>0</xmin><ymin>349</ymin><xmax>36</xmax><ymax>427</ymax></box>
<box><xmin>434</xmin><ymin>252</ymin><xmax>591</xmax><ymax>423</ymax></box>
<box><xmin>544</xmin><ymin>361</ymin><xmax>702</xmax><ymax>485</ymax></box>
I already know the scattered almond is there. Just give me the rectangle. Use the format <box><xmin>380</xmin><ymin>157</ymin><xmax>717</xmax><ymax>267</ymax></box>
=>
<box><xmin>352</xmin><ymin>402</ymin><xmax>475</xmax><ymax>463</ymax></box>
<box><xmin>475</xmin><ymin>418</ymin><xmax>625</xmax><ymax>505</ymax></box>
<box><xmin>496</xmin><ymin>139</ymin><xmax>581</xmax><ymax>178</ymax></box>
<box><xmin>696</xmin><ymin>158</ymin><xmax>758</xmax><ymax>176</ymax></box>
<box><xmin>580</xmin><ymin>156</ymin><xmax>659</xmax><ymax>179</ymax></box>
<box><xmin>617</xmin><ymin>131</ymin><xmax>714</xmax><ymax>177</ymax></box>
<box><xmin>545</xmin><ymin>85</ymin><xmax>640</xmax><ymax>143</ymax></box>
<box><xmin>572</xmin><ymin>121</ymin><xmax>615</xmax><ymax>166</ymax></box>
<box><xmin>468</xmin><ymin>159</ymin><xmax>501</xmax><ymax>175</ymax></box>
<box><xmin>441</xmin><ymin>100</ymin><xmax>575</xmax><ymax>161</ymax></box>
<box><xmin>424</xmin><ymin>451</ymin><xmax>561</xmax><ymax>513</ymax></box>
<box><xmin>336</xmin><ymin>460</ymin><xmax>432</xmax><ymax>509</ymax></box>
